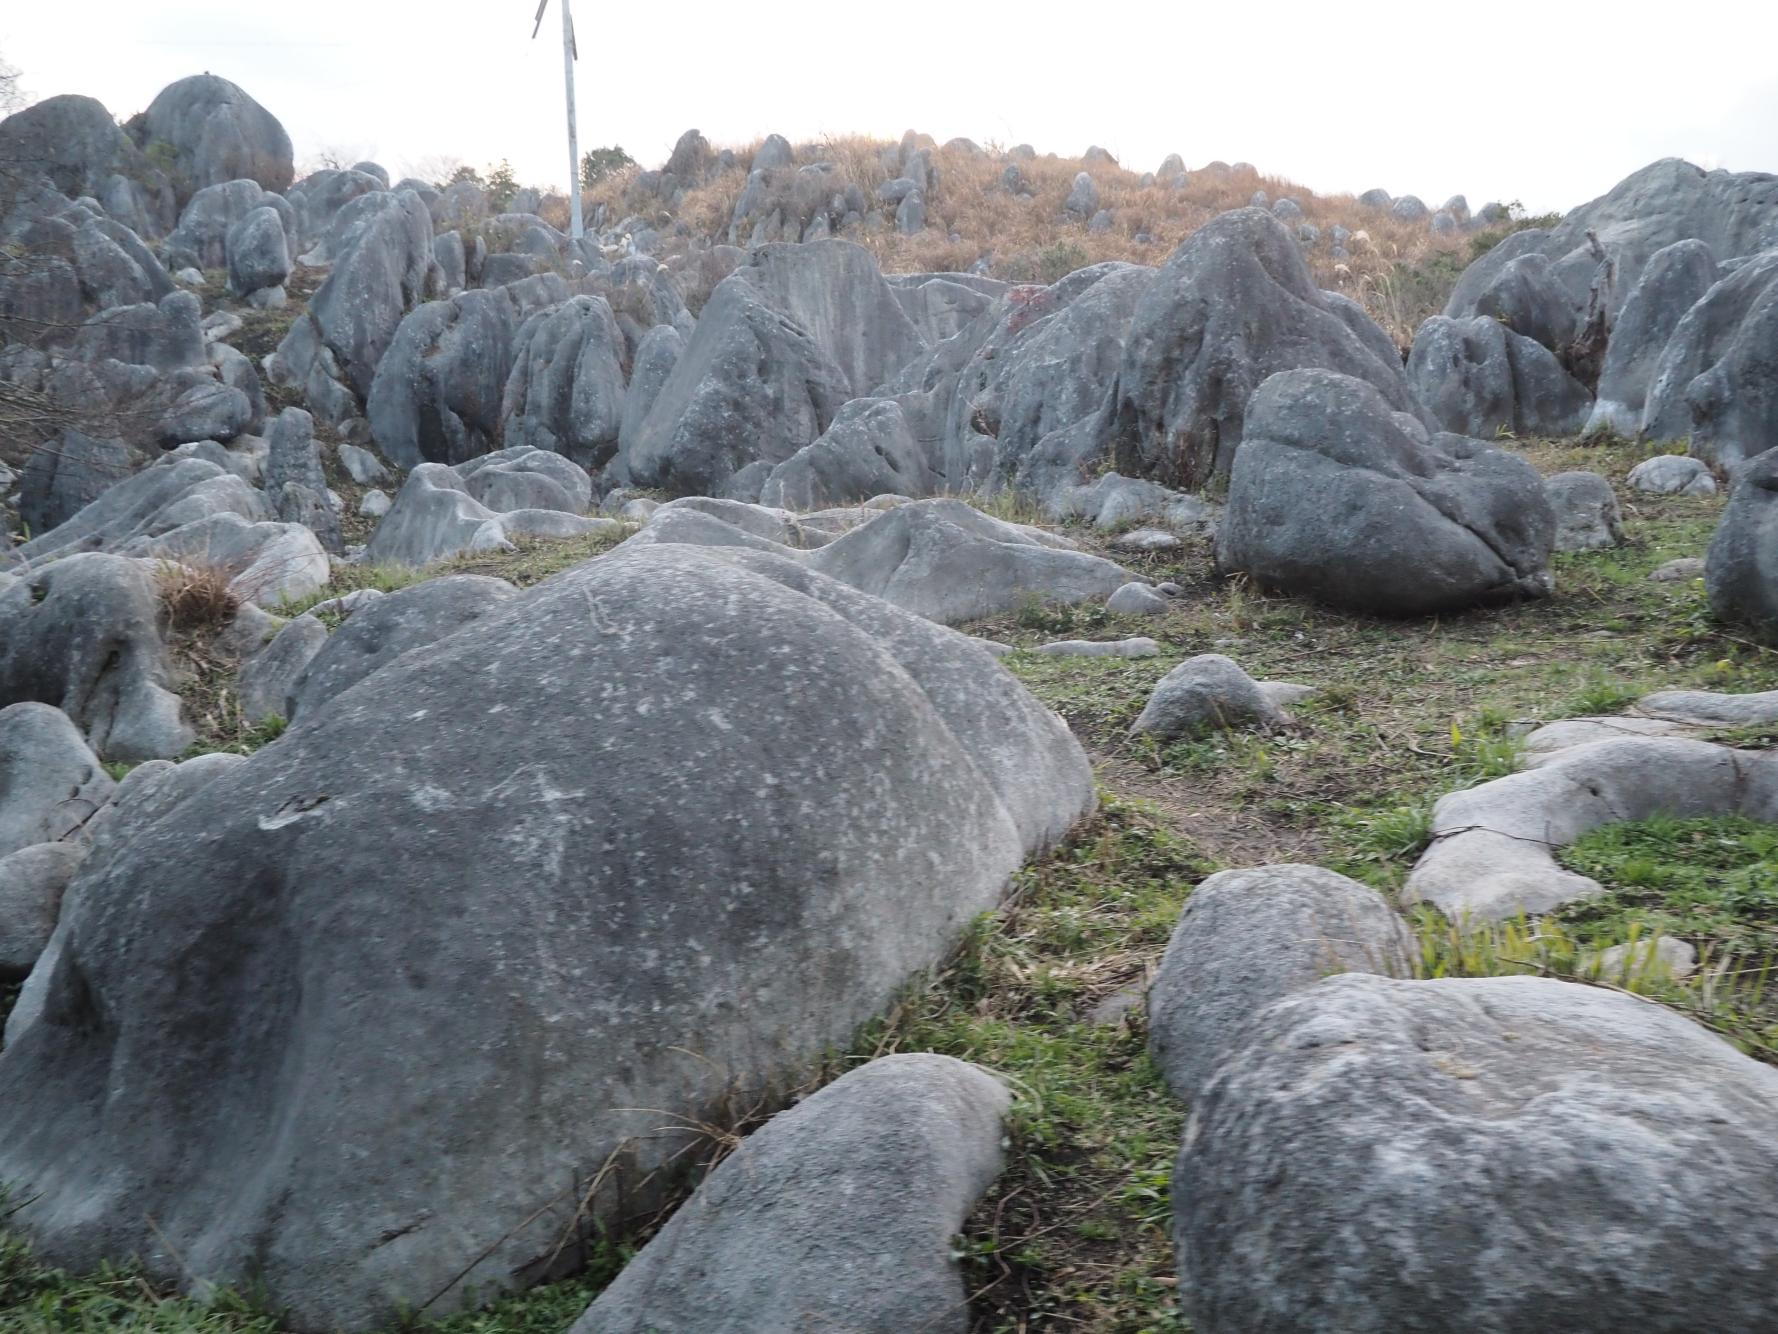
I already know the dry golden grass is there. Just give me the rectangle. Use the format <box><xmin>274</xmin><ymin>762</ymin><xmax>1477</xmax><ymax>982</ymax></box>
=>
<box><xmin>579</xmin><ymin>134</ymin><xmax>1502</xmax><ymax>347</ymax></box>
<box><xmin>155</xmin><ymin>558</ymin><xmax>240</xmax><ymax>633</ymax></box>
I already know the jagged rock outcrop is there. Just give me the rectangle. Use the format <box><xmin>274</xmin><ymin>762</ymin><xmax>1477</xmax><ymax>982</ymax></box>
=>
<box><xmin>1111</xmin><ymin>209</ymin><xmax>1423</xmax><ymax>489</ymax></box>
<box><xmin>1586</xmin><ymin>239</ymin><xmax>1719</xmax><ymax>435</ymax></box>
<box><xmin>1641</xmin><ymin>248</ymin><xmax>1778</xmax><ymax>467</ymax></box>
<box><xmin>500</xmin><ymin>294</ymin><xmax>628</xmax><ymax>469</ymax></box>
<box><xmin>1407</xmin><ymin>315</ymin><xmax>1591</xmax><ymax>438</ymax></box>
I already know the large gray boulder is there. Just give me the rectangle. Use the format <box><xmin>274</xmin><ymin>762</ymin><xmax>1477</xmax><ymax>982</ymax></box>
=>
<box><xmin>572</xmin><ymin>1054</ymin><xmax>1009</xmax><ymax>1333</ymax></box>
<box><xmin>758</xmin><ymin>397</ymin><xmax>935</xmax><ymax>509</ymax></box>
<box><xmin>801</xmin><ymin>499</ymin><xmax>1132</xmax><ymax>624</ymax></box>
<box><xmin>624</xmin><ymin>242</ymin><xmax>927</xmax><ymax>495</ymax></box>
<box><xmin>1111</xmin><ymin>209</ymin><xmax>1423</xmax><ymax>488</ymax></box>
<box><xmin>1407</xmin><ymin>315</ymin><xmax>1591</xmax><ymax>438</ymax></box>
<box><xmin>0</xmin><ymin>540</ymin><xmax>1092</xmax><ymax>1330</ymax></box>
<box><xmin>361</xmin><ymin>463</ymin><xmax>498</xmax><ymax>567</ymax></box>
<box><xmin>1173</xmin><ymin>972</ymin><xmax>1778</xmax><ymax>1333</ymax></box>
<box><xmin>500</xmin><ymin>295</ymin><xmax>627</xmax><ymax>470</ymax></box>
<box><xmin>18</xmin><ymin>430</ymin><xmax>134</xmax><ymax>535</ymax></box>
<box><xmin>1640</xmin><ymin>248</ymin><xmax>1778</xmax><ymax>468</ymax></box>
<box><xmin>161</xmin><ymin>178</ymin><xmax>293</xmax><ymax>273</ymax></box>
<box><xmin>265</xmin><ymin>407</ymin><xmax>342</xmax><ymax>553</ymax></box>
<box><xmin>0</xmin><ymin>94</ymin><xmax>174</xmax><ymax>237</ymax></box>
<box><xmin>455</xmin><ymin>447</ymin><xmax>592</xmax><ymax>514</ymax></box>
<box><xmin>6</xmin><ymin>751</ymin><xmax>247</xmax><ymax>1042</ymax></box>
<box><xmin>0</xmin><ymin>842</ymin><xmax>87</xmax><ymax>981</ymax></box>
<box><xmin>0</xmin><ymin>702</ymin><xmax>114</xmax><ymax>859</ymax></box>
<box><xmin>4</xmin><ymin>456</ymin><xmax>266</xmax><ymax>568</ymax></box>
<box><xmin>1446</xmin><ymin>158</ymin><xmax>1778</xmax><ymax>327</ymax></box>
<box><xmin>1707</xmin><ymin>445</ymin><xmax>1778</xmax><ymax>635</ymax></box>
<box><xmin>286</xmin><ymin>168</ymin><xmax>387</xmax><ymax>256</ymax></box>
<box><xmin>623</xmin><ymin>273</ymin><xmax>850</xmax><ymax>494</ymax></box>
<box><xmin>613</xmin><ymin>323</ymin><xmax>685</xmax><ymax>470</ymax></box>
<box><xmin>1586</xmin><ymin>238</ymin><xmax>1718</xmax><ymax>436</ymax></box>
<box><xmin>131</xmin><ymin>74</ymin><xmax>294</xmax><ymax>203</ymax></box>
<box><xmin>226</xmin><ymin>204</ymin><xmax>291</xmax><ymax>298</ymax></box>
<box><xmin>1216</xmin><ymin>370</ymin><xmax>1555</xmax><ymax>614</ymax></box>
<box><xmin>1627</xmin><ymin>453</ymin><xmax>1715</xmax><ymax>496</ymax></box>
<box><xmin>267</xmin><ymin>191</ymin><xmax>436</xmax><ymax>427</ymax></box>
<box><xmin>286</xmin><ymin>576</ymin><xmax>515</xmax><ymax>721</ymax></box>
<box><xmin>1147</xmin><ymin>865</ymin><xmax>1415</xmax><ymax>1102</ymax></box>
<box><xmin>237</xmin><ymin>613</ymin><xmax>328</xmax><ymax>723</ymax></box>
<box><xmin>155</xmin><ymin>381</ymin><xmax>253</xmax><ymax>446</ymax></box>
<box><xmin>0</xmin><ymin>553</ymin><xmax>191</xmax><ymax>761</ymax></box>
<box><xmin>365</xmin><ymin>287</ymin><xmax>523</xmax><ymax>468</ymax></box>
<box><xmin>72</xmin><ymin>289</ymin><xmax>205</xmax><ymax>371</ymax></box>
<box><xmin>1469</xmin><ymin>252</ymin><xmax>1577</xmax><ymax>353</ymax></box>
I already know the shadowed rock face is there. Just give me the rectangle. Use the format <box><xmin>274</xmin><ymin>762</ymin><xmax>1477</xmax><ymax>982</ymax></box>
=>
<box><xmin>1111</xmin><ymin>209</ymin><xmax>1422</xmax><ymax>490</ymax></box>
<box><xmin>1641</xmin><ymin>248</ymin><xmax>1778</xmax><ymax>468</ymax></box>
<box><xmin>0</xmin><ymin>541</ymin><xmax>1093</xmax><ymax>1332</ymax></box>
<box><xmin>1708</xmin><ymin>445</ymin><xmax>1778</xmax><ymax>635</ymax></box>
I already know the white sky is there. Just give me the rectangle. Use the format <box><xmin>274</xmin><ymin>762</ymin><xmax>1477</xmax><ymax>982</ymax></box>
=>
<box><xmin>6</xmin><ymin>1</ymin><xmax>1777</xmax><ymax>215</ymax></box>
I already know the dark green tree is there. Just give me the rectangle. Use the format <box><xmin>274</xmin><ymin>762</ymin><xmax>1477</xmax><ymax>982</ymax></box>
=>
<box><xmin>581</xmin><ymin>145</ymin><xmax>635</xmax><ymax>188</ymax></box>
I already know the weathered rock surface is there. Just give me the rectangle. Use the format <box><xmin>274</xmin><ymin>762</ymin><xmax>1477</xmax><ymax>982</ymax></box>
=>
<box><xmin>286</xmin><ymin>576</ymin><xmax>516</xmax><ymax>720</ymax></box>
<box><xmin>1707</xmin><ymin>446</ymin><xmax>1778</xmax><ymax>634</ymax></box>
<box><xmin>18</xmin><ymin>431</ymin><xmax>134</xmax><ymax>535</ymax></box>
<box><xmin>0</xmin><ymin>841</ymin><xmax>87</xmax><ymax>981</ymax></box>
<box><xmin>500</xmin><ymin>295</ymin><xmax>627</xmax><ymax>470</ymax></box>
<box><xmin>0</xmin><ymin>553</ymin><xmax>192</xmax><ymax>761</ymax></box>
<box><xmin>267</xmin><ymin>191</ymin><xmax>436</xmax><ymax>427</ymax></box>
<box><xmin>1641</xmin><ymin>248</ymin><xmax>1778</xmax><ymax>468</ymax></box>
<box><xmin>1216</xmin><ymin>370</ymin><xmax>1555</xmax><ymax>614</ymax></box>
<box><xmin>1586</xmin><ymin>239</ymin><xmax>1719</xmax><ymax>435</ymax></box>
<box><xmin>132</xmin><ymin>74</ymin><xmax>294</xmax><ymax>203</ymax></box>
<box><xmin>1627</xmin><ymin>453</ymin><xmax>1716</xmax><ymax>496</ymax></box>
<box><xmin>366</xmin><ymin>279</ymin><xmax>567</xmax><ymax>468</ymax></box>
<box><xmin>758</xmin><ymin>397</ymin><xmax>934</xmax><ymax>509</ymax></box>
<box><xmin>238</xmin><ymin>613</ymin><xmax>328</xmax><ymax>723</ymax></box>
<box><xmin>1446</xmin><ymin>158</ymin><xmax>1778</xmax><ymax>326</ymax></box>
<box><xmin>624</xmin><ymin>242</ymin><xmax>925</xmax><ymax>494</ymax></box>
<box><xmin>0</xmin><ymin>540</ymin><xmax>1092</xmax><ymax>1330</ymax></box>
<box><xmin>1544</xmin><ymin>471</ymin><xmax>1625</xmax><ymax>551</ymax></box>
<box><xmin>1129</xmin><ymin>654</ymin><xmax>1303</xmax><ymax>742</ymax></box>
<box><xmin>0</xmin><ymin>701</ymin><xmax>114</xmax><ymax>858</ymax></box>
<box><xmin>1148</xmin><ymin>865</ymin><xmax>1415</xmax><ymax>1101</ymax></box>
<box><xmin>1112</xmin><ymin>209</ymin><xmax>1422</xmax><ymax>488</ymax></box>
<box><xmin>1174</xmin><ymin>972</ymin><xmax>1778</xmax><ymax>1334</ymax></box>
<box><xmin>573</xmin><ymin>1054</ymin><xmax>1009</xmax><ymax>1334</ymax></box>
<box><xmin>1407</xmin><ymin>315</ymin><xmax>1590</xmax><ymax>438</ymax></box>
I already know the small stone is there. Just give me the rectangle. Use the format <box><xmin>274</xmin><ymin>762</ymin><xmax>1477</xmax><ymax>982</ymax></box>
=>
<box><xmin>1035</xmin><ymin>637</ymin><xmax>1161</xmax><ymax>658</ymax></box>
<box><xmin>1649</xmin><ymin>557</ymin><xmax>1706</xmax><ymax>582</ymax></box>
<box><xmin>359</xmin><ymin>489</ymin><xmax>391</xmax><ymax>517</ymax></box>
<box><xmin>1107</xmin><ymin>582</ymin><xmax>1170</xmax><ymax>615</ymax></box>
<box><xmin>1109</xmin><ymin>528</ymin><xmax>1183</xmax><ymax>553</ymax></box>
<box><xmin>1588</xmin><ymin>935</ymin><xmax>1698</xmax><ymax>982</ymax></box>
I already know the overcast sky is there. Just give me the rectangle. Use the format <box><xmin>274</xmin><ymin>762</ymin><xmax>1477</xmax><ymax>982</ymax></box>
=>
<box><xmin>6</xmin><ymin>2</ymin><xmax>1776</xmax><ymax>215</ymax></box>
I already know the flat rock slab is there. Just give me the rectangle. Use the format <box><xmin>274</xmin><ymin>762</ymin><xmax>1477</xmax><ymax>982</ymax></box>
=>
<box><xmin>1405</xmin><ymin>735</ymin><xmax>1778</xmax><ymax>919</ymax></box>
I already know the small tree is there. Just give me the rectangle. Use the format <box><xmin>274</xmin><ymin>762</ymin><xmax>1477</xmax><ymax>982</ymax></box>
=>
<box><xmin>485</xmin><ymin>160</ymin><xmax>518</xmax><ymax>212</ymax></box>
<box><xmin>448</xmin><ymin>164</ymin><xmax>483</xmax><ymax>187</ymax></box>
<box><xmin>581</xmin><ymin>146</ymin><xmax>635</xmax><ymax>189</ymax></box>
<box><xmin>0</xmin><ymin>50</ymin><xmax>22</xmax><ymax>115</ymax></box>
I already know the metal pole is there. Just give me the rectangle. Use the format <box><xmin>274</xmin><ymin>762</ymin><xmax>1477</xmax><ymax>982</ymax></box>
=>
<box><xmin>563</xmin><ymin>0</ymin><xmax>583</xmax><ymax>240</ymax></box>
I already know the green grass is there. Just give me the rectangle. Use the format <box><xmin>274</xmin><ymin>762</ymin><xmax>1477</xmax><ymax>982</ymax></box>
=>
<box><xmin>859</xmin><ymin>794</ymin><xmax>1210</xmax><ymax>1332</ymax></box>
<box><xmin>1557</xmin><ymin>814</ymin><xmax>1778</xmax><ymax>961</ymax></box>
